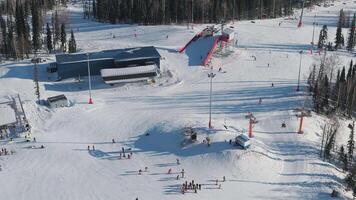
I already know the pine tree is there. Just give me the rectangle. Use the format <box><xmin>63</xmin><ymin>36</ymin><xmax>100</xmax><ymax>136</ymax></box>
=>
<box><xmin>322</xmin><ymin>75</ymin><xmax>329</xmax><ymax>109</ymax></box>
<box><xmin>313</xmin><ymin>82</ymin><xmax>320</xmax><ymax>112</ymax></box>
<box><xmin>68</xmin><ymin>30</ymin><xmax>77</xmax><ymax>53</ymax></box>
<box><xmin>46</xmin><ymin>23</ymin><xmax>53</xmax><ymax>52</ymax></box>
<box><xmin>348</xmin><ymin>61</ymin><xmax>353</xmax><ymax>79</ymax></box>
<box><xmin>335</xmin><ymin>16</ymin><xmax>344</xmax><ymax>49</ymax></box>
<box><xmin>340</xmin><ymin>67</ymin><xmax>346</xmax><ymax>82</ymax></box>
<box><xmin>60</xmin><ymin>23</ymin><xmax>66</xmax><ymax>52</ymax></box>
<box><xmin>339</xmin><ymin>145</ymin><xmax>348</xmax><ymax>170</ymax></box>
<box><xmin>31</xmin><ymin>0</ymin><xmax>41</xmax><ymax>52</ymax></box>
<box><xmin>53</xmin><ymin>11</ymin><xmax>60</xmax><ymax>51</ymax></box>
<box><xmin>347</xmin><ymin>14</ymin><xmax>356</xmax><ymax>51</ymax></box>
<box><xmin>348</xmin><ymin>121</ymin><xmax>355</xmax><ymax>163</ymax></box>
<box><xmin>318</xmin><ymin>25</ymin><xmax>328</xmax><ymax>49</ymax></box>
<box><xmin>340</xmin><ymin>145</ymin><xmax>346</xmax><ymax>162</ymax></box>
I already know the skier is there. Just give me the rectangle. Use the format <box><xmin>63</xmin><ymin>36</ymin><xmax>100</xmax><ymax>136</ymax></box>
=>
<box><xmin>92</xmin><ymin>145</ymin><xmax>95</xmax><ymax>151</ymax></box>
<box><xmin>267</xmin><ymin>63</ymin><xmax>270</xmax><ymax>68</ymax></box>
<box><xmin>258</xmin><ymin>98</ymin><xmax>262</xmax><ymax>104</ymax></box>
<box><xmin>177</xmin><ymin>175</ymin><xmax>180</xmax><ymax>180</ymax></box>
<box><xmin>181</xmin><ymin>169</ymin><xmax>185</xmax><ymax>178</ymax></box>
<box><xmin>112</xmin><ymin>139</ymin><xmax>115</xmax><ymax>143</ymax></box>
<box><xmin>138</xmin><ymin>169</ymin><xmax>142</xmax><ymax>175</ymax></box>
<box><xmin>122</xmin><ymin>147</ymin><xmax>125</xmax><ymax>153</ymax></box>
<box><xmin>87</xmin><ymin>145</ymin><xmax>90</xmax><ymax>151</ymax></box>
<box><xmin>166</xmin><ymin>35</ymin><xmax>169</xmax><ymax>39</ymax></box>
<box><xmin>168</xmin><ymin>168</ymin><xmax>172</xmax><ymax>174</ymax></box>
<box><xmin>218</xmin><ymin>67</ymin><xmax>222</xmax><ymax>72</ymax></box>
<box><xmin>176</xmin><ymin>158</ymin><xmax>180</xmax><ymax>165</ymax></box>
<box><xmin>145</xmin><ymin>167</ymin><xmax>148</xmax><ymax>172</ymax></box>
<box><xmin>271</xmin><ymin>83</ymin><xmax>274</xmax><ymax>87</ymax></box>
<box><xmin>33</xmin><ymin>137</ymin><xmax>36</xmax><ymax>142</ymax></box>
<box><xmin>281</xmin><ymin>121</ymin><xmax>286</xmax><ymax>128</ymax></box>
<box><xmin>223</xmin><ymin>176</ymin><xmax>226</xmax><ymax>182</ymax></box>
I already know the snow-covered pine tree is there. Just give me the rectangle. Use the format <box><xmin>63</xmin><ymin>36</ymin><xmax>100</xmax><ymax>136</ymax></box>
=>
<box><xmin>348</xmin><ymin>121</ymin><xmax>355</xmax><ymax>163</ymax></box>
<box><xmin>335</xmin><ymin>11</ymin><xmax>344</xmax><ymax>49</ymax></box>
<box><xmin>60</xmin><ymin>23</ymin><xmax>66</xmax><ymax>52</ymax></box>
<box><xmin>68</xmin><ymin>30</ymin><xmax>77</xmax><ymax>53</ymax></box>
<box><xmin>46</xmin><ymin>23</ymin><xmax>53</xmax><ymax>53</ymax></box>
<box><xmin>318</xmin><ymin>25</ymin><xmax>328</xmax><ymax>49</ymax></box>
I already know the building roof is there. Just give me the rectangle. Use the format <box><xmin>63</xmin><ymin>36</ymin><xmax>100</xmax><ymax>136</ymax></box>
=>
<box><xmin>56</xmin><ymin>46</ymin><xmax>161</xmax><ymax>65</ymax></box>
<box><xmin>0</xmin><ymin>104</ymin><xmax>16</xmax><ymax>126</ymax></box>
<box><xmin>101</xmin><ymin>65</ymin><xmax>158</xmax><ymax>77</ymax></box>
<box><xmin>47</xmin><ymin>95</ymin><xmax>68</xmax><ymax>103</ymax></box>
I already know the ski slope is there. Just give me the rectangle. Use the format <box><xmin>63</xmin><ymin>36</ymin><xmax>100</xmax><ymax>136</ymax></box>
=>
<box><xmin>0</xmin><ymin>1</ymin><xmax>356</xmax><ymax>199</ymax></box>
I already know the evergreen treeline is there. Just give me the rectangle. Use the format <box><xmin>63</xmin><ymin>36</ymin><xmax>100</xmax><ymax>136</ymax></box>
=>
<box><xmin>0</xmin><ymin>0</ymin><xmax>77</xmax><ymax>60</ymax></box>
<box><xmin>308</xmin><ymin>58</ymin><xmax>356</xmax><ymax>115</ymax></box>
<box><xmin>310</xmin><ymin>9</ymin><xmax>356</xmax><ymax>115</ymax></box>
<box><xmin>85</xmin><ymin>0</ymin><xmax>323</xmax><ymax>24</ymax></box>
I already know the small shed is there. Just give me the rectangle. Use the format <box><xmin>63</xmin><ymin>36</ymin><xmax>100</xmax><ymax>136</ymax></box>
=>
<box><xmin>47</xmin><ymin>95</ymin><xmax>69</xmax><ymax>108</ymax></box>
<box><xmin>222</xmin><ymin>28</ymin><xmax>235</xmax><ymax>41</ymax></box>
<box><xmin>235</xmin><ymin>134</ymin><xmax>251</xmax><ymax>149</ymax></box>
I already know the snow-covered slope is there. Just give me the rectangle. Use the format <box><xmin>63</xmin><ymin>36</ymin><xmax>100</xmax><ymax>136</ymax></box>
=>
<box><xmin>0</xmin><ymin>1</ymin><xmax>355</xmax><ymax>199</ymax></box>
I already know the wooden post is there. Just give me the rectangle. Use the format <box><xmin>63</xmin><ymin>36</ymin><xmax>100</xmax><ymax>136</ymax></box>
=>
<box><xmin>298</xmin><ymin>115</ymin><xmax>304</xmax><ymax>134</ymax></box>
<box><xmin>249</xmin><ymin>119</ymin><xmax>253</xmax><ymax>138</ymax></box>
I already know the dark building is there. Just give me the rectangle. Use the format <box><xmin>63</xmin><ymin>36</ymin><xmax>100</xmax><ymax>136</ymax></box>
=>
<box><xmin>53</xmin><ymin>46</ymin><xmax>161</xmax><ymax>79</ymax></box>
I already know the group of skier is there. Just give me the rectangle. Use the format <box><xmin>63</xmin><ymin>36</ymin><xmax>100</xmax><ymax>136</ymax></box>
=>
<box><xmin>181</xmin><ymin>180</ymin><xmax>202</xmax><ymax>194</ymax></box>
<box><xmin>0</xmin><ymin>148</ymin><xmax>10</xmax><ymax>156</ymax></box>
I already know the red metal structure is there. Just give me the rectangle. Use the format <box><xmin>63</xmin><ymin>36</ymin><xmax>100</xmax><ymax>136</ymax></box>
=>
<box><xmin>246</xmin><ymin>113</ymin><xmax>257</xmax><ymax>138</ymax></box>
<box><xmin>294</xmin><ymin>108</ymin><xmax>311</xmax><ymax>134</ymax></box>
<box><xmin>203</xmin><ymin>35</ymin><xmax>229</xmax><ymax>66</ymax></box>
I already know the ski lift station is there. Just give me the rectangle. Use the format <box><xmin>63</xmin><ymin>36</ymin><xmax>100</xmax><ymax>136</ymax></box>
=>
<box><xmin>49</xmin><ymin>46</ymin><xmax>161</xmax><ymax>83</ymax></box>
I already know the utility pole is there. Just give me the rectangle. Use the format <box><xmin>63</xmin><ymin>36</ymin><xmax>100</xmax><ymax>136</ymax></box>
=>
<box><xmin>298</xmin><ymin>0</ymin><xmax>305</xmax><ymax>28</ymax></box>
<box><xmin>32</xmin><ymin>55</ymin><xmax>40</xmax><ymax>103</ymax></box>
<box><xmin>208</xmin><ymin>66</ymin><xmax>216</xmax><ymax>129</ymax></box>
<box><xmin>87</xmin><ymin>53</ymin><xmax>93</xmax><ymax>104</ymax></box>
<box><xmin>311</xmin><ymin>15</ymin><xmax>318</xmax><ymax>48</ymax></box>
<box><xmin>296</xmin><ymin>50</ymin><xmax>303</xmax><ymax>91</ymax></box>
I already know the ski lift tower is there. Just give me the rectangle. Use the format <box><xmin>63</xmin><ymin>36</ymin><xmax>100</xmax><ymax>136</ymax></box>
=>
<box><xmin>294</xmin><ymin>107</ymin><xmax>311</xmax><ymax>134</ymax></box>
<box><xmin>208</xmin><ymin>66</ymin><xmax>216</xmax><ymax>129</ymax></box>
<box><xmin>245</xmin><ymin>113</ymin><xmax>258</xmax><ymax>138</ymax></box>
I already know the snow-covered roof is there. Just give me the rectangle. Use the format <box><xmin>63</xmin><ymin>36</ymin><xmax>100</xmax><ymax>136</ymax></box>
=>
<box><xmin>47</xmin><ymin>95</ymin><xmax>68</xmax><ymax>103</ymax></box>
<box><xmin>56</xmin><ymin>46</ymin><xmax>161</xmax><ymax>64</ymax></box>
<box><xmin>0</xmin><ymin>104</ymin><xmax>16</xmax><ymax>126</ymax></box>
<box><xmin>101</xmin><ymin>65</ymin><xmax>158</xmax><ymax>77</ymax></box>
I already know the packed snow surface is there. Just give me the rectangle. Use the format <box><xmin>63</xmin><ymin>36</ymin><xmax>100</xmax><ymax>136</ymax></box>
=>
<box><xmin>0</xmin><ymin>1</ymin><xmax>355</xmax><ymax>199</ymax></box>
